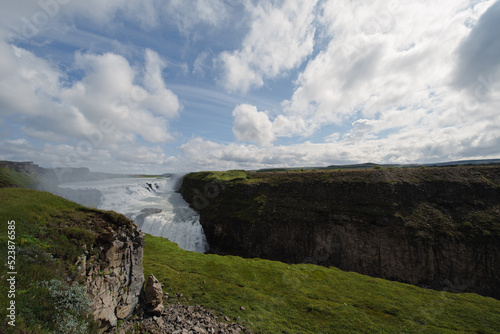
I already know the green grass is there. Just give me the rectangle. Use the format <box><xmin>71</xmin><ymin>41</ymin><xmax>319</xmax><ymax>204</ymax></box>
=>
<box><xmin>143</xmin><ymin>234</ymin><xmax>500</xmax><ymax>334</ymax></box>
<box><xmin>0</xmin><ymin>168</ymin><xmax>37</xmax><ymax>188</ymax></box>
<box><xmin>187</xmin><ymin>170</ymin><xmax>251</xmax><ymax>182</ymax></box>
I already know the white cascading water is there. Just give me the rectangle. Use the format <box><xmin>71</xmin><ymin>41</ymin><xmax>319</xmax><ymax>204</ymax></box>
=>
<box><xmin>57</xmin><ymin>175</ymin><xmax>209</xmax><ymax>253</ymax></box>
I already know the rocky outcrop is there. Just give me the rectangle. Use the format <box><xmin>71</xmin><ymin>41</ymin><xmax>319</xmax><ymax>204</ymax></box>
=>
<box><xmin>0</xmin><ymin>160</ymin><xmax>40</xmax><ymax>175</ymax></box>
<box><xmin>180</xmin><ymin>166</ymin><xmax>500</xmax><ymax>299</ymax></box>
<box><xmin>144</xmin><ymin>274</ymin><xmax>164</xmax><ymax>316</ymax></box>
<box><xmin>84</xmin><ymin>221</ymin><xmax>145</xmax><ymax>332</ymax></box>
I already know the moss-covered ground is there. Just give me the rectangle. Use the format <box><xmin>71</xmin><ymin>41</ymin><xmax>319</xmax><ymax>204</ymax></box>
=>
<box><xmin>144</xmin><ymin>234</ymin><xmax>500</xmax><ymax>334</ymax></box>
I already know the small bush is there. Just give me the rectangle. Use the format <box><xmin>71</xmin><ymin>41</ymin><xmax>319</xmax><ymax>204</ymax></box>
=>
<box><xmin>38</xmin><ymin>279</ymin><xmax>92</xmax><ymax>334</ymax></box>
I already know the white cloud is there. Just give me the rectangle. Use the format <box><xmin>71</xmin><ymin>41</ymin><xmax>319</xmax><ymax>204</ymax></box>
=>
<box><xmin>2</xmin><ymin>0</ymin><xmax>500</xmax><ymax>173</ymax></box>
<box><xmin>454</xmin><ymin>1</ymin><xmax>500</xmax><ymax>94</ymax></box>
<box><xmin>0</xmin><ymin>37</ymin><xmax>182</xmax><ymax>169</ymax></box>
<box><xmin>218</xmin><ymin>0</ymin><xmax>318</xmax><ymax>93</ymax></box>
<box><xmin>278</xmin><ymin>0</ymin><xmax>499</xmax><ymax>138</ymax></box>
<box><xmin>143</xmin><ymin>48</ymin><xmax>181</xmax><ymax>118</ymax></box>
<box><xmin>232</xmin><ymin>104</ymin><xmax>275</xmax><ymax>146</ymax></box>
<box><xmin>163</xmin><ymin>0</ymin><xmax>231</xmax><ymax>35</ymax></box>
<box><xmin>193</xmin><ymin>51</ymin><xmax>211</xmax><ymax>77</ymax></box>
<box><xmin>62</xmin><ymin>50</ymin><xmax>179</xmax><ymax>143</ymax></box>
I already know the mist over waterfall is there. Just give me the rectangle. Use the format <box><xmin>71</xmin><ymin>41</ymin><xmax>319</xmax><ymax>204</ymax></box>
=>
<box><xmin>57</xmin><ymin>175</ymin><xmax>209</xmax><ymax>253</ymax></box>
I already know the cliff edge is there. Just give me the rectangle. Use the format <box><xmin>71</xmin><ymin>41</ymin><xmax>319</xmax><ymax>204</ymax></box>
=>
<box><xmin>179</xmin><ymin>166</ymin><xmax>500</xmax><ymax>299</ymax></box>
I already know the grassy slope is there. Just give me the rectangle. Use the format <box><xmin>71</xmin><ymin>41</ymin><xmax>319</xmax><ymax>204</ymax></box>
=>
<box><xmin>0</xmin><ymin>168</ymin><xmax>37</xmax><ymax>188</ymax></box>
<box><xmin>144</xmin><ymin>234</ymin><xmax>500</xmax><ymax>334</ymax></box>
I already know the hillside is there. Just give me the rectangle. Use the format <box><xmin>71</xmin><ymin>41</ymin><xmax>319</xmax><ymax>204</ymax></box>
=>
<box><xmin>144</xmin><ymin>234</ymin><xmax>500</xmax><ymax>333</ymax></box>
<box><xmin>179</xmin><ymin>166</ymin><xmax>500</xmax><ymax>299</ymax></box>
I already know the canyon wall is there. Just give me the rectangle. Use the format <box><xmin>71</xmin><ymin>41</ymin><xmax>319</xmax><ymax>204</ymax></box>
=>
<box><xmin>180</xmin><ymin>166</ymin><xmax>500</xmax><ymax>299</ymax></box>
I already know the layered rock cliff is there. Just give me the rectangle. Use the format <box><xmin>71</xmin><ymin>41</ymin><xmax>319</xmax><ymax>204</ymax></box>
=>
<box><xmin>180</xmin><ymin>166</ymin><xmax>500</xmax><ymax>299</ymax></box>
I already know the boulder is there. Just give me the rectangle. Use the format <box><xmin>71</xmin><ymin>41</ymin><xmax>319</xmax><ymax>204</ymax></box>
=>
<box><xmin>145</xmin><ymin>274</ymin><xmax>164</xmax><ymax>315</ymax></box>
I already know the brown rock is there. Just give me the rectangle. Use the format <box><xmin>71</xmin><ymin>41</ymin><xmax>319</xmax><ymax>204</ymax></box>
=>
<box><xmin>145</xmin><ymin>274</ymin><xmax>164</xmax><ymax>316</ymax></box>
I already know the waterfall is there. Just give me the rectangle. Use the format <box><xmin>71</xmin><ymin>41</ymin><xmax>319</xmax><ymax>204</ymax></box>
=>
<box><xmin>57</xmin><ymin>175</ymin><xmax>209</xmax><ymax>253</ymax></box>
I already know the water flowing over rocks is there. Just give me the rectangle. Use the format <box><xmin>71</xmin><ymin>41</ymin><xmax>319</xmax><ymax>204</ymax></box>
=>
<box><xmin>57</xmin><ymin>176</ymin><xmax>209</xmax><ymax>253</ymax></box>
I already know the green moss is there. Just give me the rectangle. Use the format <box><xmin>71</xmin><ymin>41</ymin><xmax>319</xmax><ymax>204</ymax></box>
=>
<box><xmin>143</xmin><ymin>234</ymin><xmax>500</xmax><ymax>334</ymax></box>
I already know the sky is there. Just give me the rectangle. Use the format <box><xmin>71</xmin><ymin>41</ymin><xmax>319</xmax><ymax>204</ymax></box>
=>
<box><xmin>0</xmin><ymin>0</ymin><xmax>499</xmax><ymax>173</ymax></box>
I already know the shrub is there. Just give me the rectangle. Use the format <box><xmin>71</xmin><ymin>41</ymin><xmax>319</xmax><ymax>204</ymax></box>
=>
<box><xmin>38</xmin><ymin>279</ymin><xmax>92</xmax><ymax>334</ymax></box>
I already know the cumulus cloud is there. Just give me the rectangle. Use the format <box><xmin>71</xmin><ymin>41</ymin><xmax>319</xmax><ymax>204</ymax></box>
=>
<box><xmin>218</xmin><ymin>0</ymin><xmax>318</xmax><ymax>93</ymax></box>
<box><xmin>232</xmin><ymin>104</ymin><xmax>275</xmax><ymax>146</ymax></box>
<box><xmin>62</xmin><ymin>50</ymin><xmax>180</xmax><ymax>143</ymax></box>
<box><xmin>278</xmin><ymin>0</ymin><xmax>499</xmax><ymax>137</ymax></box>
<box><xmin>0</xmin><ymin>39</ymin><xmax>181</xmax><ymax>169</ymax></box>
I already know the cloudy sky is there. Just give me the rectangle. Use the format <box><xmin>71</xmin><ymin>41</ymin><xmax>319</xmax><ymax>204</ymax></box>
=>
<box><xmin>1</xmin><ymin>0</ymin><xmax>499</xmax><ymax>173</ymax></box>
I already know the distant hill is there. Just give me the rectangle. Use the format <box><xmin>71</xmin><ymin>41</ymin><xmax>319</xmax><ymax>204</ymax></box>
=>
<box><xmin>255</xmin><ymin>158</ymin><xmax>500</xmax><ymax>172</ymax></box>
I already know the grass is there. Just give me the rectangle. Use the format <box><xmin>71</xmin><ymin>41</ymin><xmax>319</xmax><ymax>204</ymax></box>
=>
<box><xmin>143</xmin><ymin>234</ymin><xmax>500</xmax><ymax>334</ymax></box>
<box><xmin>184</xmin><ymin>165</ymin><xmax>500</xmax><ymax>187</ymax></box>
<box><xmin>186</xmin><ymin>170</ymin><xmax>251</xmax><ymax>182</ymax></box>
<box><xmin>0</xmin><ymin>168</ymin><xmax>37</xmax><ymax>188</ymax></box>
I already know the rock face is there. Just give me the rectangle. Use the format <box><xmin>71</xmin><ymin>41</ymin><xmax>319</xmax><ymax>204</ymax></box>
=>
<box><xmin>180</xmin><ymin>166</ymin><xmax>500</xmax><ymax>299</ymax></box>
<box><xmin>84</xmin><ymin>222</ymin><xmax>145</xmax><ymax>332</ymax></box>
<box><xmin>0</xmin><ymin>160</ymin><xmax>39</xmax><ymax>175</ymax></box>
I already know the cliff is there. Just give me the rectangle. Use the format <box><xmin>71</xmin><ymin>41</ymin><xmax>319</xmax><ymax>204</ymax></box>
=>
<box><xmin>179</xmin><ymin>166</ymin><xmax>500</xmax><ymax>299</ymax></box>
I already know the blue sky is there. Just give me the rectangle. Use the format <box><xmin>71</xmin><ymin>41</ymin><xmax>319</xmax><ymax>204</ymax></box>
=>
<box><xmin>1</xmin><ymin>0</ymin><xmax>500</xmax><ymax>173</ymax></box>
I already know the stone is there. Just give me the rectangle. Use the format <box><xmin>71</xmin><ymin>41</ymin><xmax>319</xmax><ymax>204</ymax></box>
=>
<box><xmin>145</xmin><ymin>274</ymin><xmax>164</xmax><ymax>316</ymax></box>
